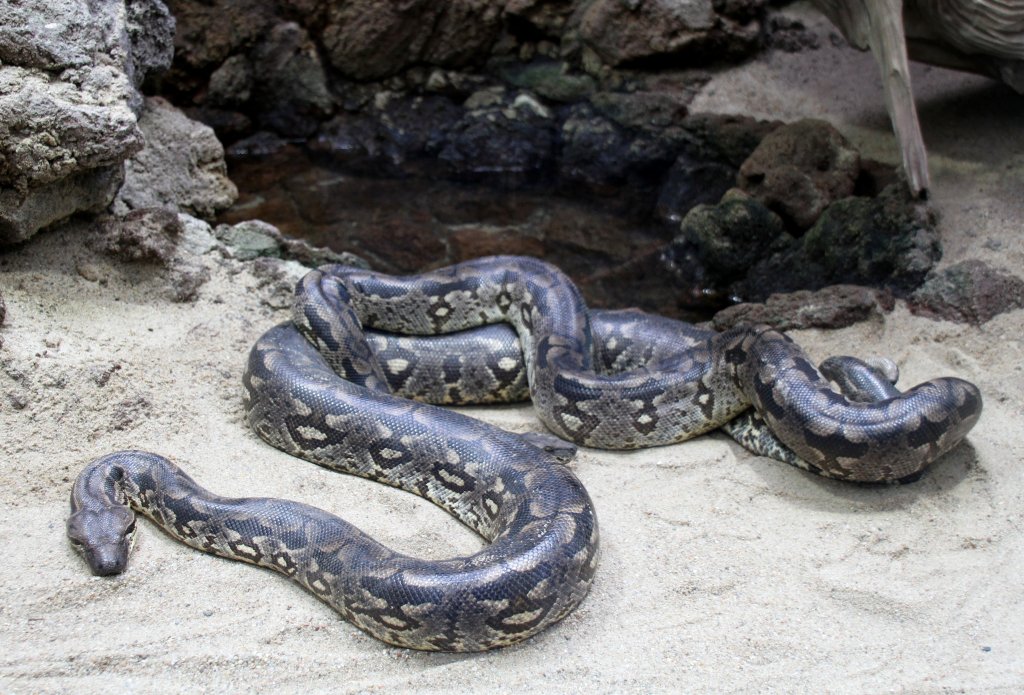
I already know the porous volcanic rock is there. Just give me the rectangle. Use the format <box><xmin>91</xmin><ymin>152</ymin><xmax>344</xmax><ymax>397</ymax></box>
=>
<box><xmin>738</xmin><ymin>118</ymin><xmax>861</xmax><ymax>230</ymax></box>
<box><xmin>115</xmin><ymin>97</ymin><xmax>238</xmax><ymax>219</ymax></box>
<box><xmin>0</xmin><ymin>0</ymin><xmax>174</xmax><ymax>244</ymax></box>
<box><xmin>909</xmin><ymin>260</ymin><xmax>1024</xmax><ymax>325</ymax></box>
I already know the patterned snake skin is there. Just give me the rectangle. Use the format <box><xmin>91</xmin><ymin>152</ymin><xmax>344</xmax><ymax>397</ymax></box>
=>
<box><xmin>300</xmin><ymin>256</ymin><xmax>981</xmax><ymax>482</ymax></box>
<box><xmin>67</xmin><ymin>255</ymin><xmax>981</xmax><ymax>652</ymax></box>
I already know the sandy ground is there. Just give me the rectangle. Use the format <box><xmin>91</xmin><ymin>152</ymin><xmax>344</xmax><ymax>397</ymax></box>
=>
<box><xmin>2</xmin><ymin>6</ymin><xmax>1023</xmax><ymax>693</ymax></box>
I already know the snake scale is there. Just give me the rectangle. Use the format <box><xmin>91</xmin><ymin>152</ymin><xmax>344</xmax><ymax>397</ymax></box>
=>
<box><xmin>68</xmin><ymin>255</ymin><xmax>982</xmax><ymax>651</ymax></box>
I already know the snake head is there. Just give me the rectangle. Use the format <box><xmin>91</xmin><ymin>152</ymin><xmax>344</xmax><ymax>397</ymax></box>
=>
<box><xmin>66</xmin><ymin>506</ymin><xmax>137</xmax><ymax>576</ymax></box>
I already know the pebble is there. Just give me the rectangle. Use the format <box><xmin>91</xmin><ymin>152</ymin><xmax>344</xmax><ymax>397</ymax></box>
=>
<box><xmin>76</xmin><ymin>261</ymin><xmax>103</xmax><ymax>282</ymax></box>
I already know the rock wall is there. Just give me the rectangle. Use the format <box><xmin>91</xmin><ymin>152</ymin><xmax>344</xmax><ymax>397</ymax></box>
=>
<box><xmin>0</xmin><ymin>0</ymin><xmax>175</xmax><ymax>244</ymax></box>
<box><xmin>161</xmin><ymin>0</ymin><xmax>775</xmax><ymax>144</ymax></box>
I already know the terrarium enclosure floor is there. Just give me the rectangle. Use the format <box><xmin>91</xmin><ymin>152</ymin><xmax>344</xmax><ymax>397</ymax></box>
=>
<box><xmin>2</xmin><ymin>9</ymin><xmax>1024</xmax><ymax>694</ymax></box>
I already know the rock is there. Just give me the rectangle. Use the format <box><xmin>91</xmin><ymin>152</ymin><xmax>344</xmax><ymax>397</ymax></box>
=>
<box><xmin>177</xmin><ymin>213</ymin><xmax>219</xmax><ymax>256</ymax></box>
<box><xmin>311</xmin><ymin>94</ymin><xmax>464</xmax><ymax>177</ymax></box>
<box><xmin>207</xmin><ymin>55</ymin><xmax>253</xmax><ymax>108</ymax></box>
<box><xmin>125</xmin><ymin>0</ymin><xmax>176</xmax><ymax>86</ymax></box>
<box><xmin>0</xmin><ymin>0</ymin><xmax>174</xmax><ymax>244</ymax></box>
<box><xmin>558</xmin><ymin>107</ymin><xmax>678</xmax><ymax>204</ymax></box>
<box><xmin>439</xmin><ymin>96</ymin><xmax>558</xmax><ymax>185</ymax></box>
<box><xmin>215</xmin><ymin>219</ymin><xmax>369</xmax><ymax>268</ymax></box>
<box><xmin>654</xmin><ymin>155</ymin><xmax>737</xmax><ymax>224</ymax></box>
<box><xmin>116</xmin><ymin>97</ymin><xmax>238</xmax><ymax>219</ymax></box>
<box><xmin>576</xmin><ymin>0</ymin><xmax>717</xmax><ymax>66</ymax></box>
<box><xmin>497</xmin><ymin>60</ymin><xmax>596</xmax><ymax>103</ymax></box>
<box><xmin>736</xmin><ymin>184</ymin><xmax>940</xmax><ymax>301</ymax></box>
<box><xmin>164</xmin><ymin>0</ymin><xmax>277</xmax><ymax>71</ymax></box>
<box><xmin>669</xmin><ymin>197</ymin><xmax>787</xmax><ymax>285</ymax></box>
<box><xmin>99</xmin><ymin>208</ymin><xmax>183</xmax><ymax>264</ymax></box>
<box><xmin>738</xmin><ymin>119</ymin><xmax>861</xmax><ymax>230</ymax></box>
<box><xmin>681</xmin><ymin>113</ymin><xmax>780</xmax><ymax>168</ymax></box>
<box><xmin>249</xmin><ymin>22</ymin><xmax>334</xmax><ymax>136</ymax></box>
<box><xmin>590</xmin><ymin>88</ymin><xmax>696</xmax><ymax>131</ymax></box>
<box><xmin>712</xmin><ymin>285</ymin><xmax>894</xmax><ymax>331</ymax></box>
<box><xmin>214</xmin><ymin>220</ymin><xmax>282</xmax><ymax>261</ymax></box>
<box><xmin>909</xmin><ymin>260</ymin><xmax>1024</xmax><ymax>325</ymax></box>
<box><xmin>319</xmin><ymin>1</ymin><xmax>503</xmax><ymax>80</ymax></box>
<box><xmin>0</xmin><ymin>168</ymin><xmax>129</xmax><ymax>246</ymax></box>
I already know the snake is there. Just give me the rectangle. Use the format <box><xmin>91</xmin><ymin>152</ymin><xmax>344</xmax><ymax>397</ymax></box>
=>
<box><xmin>68</xmin><ymin>255</ymin><xmax>982</xmax><ymax>651</ymax></box>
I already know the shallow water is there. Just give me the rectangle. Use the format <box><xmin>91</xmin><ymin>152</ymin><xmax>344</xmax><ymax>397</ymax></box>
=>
<box><xmin>220</xmin><ymin>142</ymin><xmax>719</xmax><ymax>321</ymax></box>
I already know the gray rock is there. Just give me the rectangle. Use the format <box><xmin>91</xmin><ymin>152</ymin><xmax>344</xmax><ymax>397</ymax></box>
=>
<box><xmin>207</xmin><ymin>55</ymin><xmax>253</xmax><ymax>108</ymax></box>
<box><xmin>99</xmin><ymin>207</ymin><xmax>183</xmax><ymax>265</ymax></box>
<box><xmin>0</xmin><ymin>0</ymin><xmax>174</xmax><ymax>244</ymax></box>
<box><xmin>712</xmin><ymin>285</ymin><xmax>894</xmax><ymax>331</ymax></box>
<box><xmin>557</xmin><ymin>106</ymin><xmax>678</xmax><ymax>202</ymax></box>
<box><xmin>250</xmin><ymin>22</ymin><xmax>334</xmax><ymax>136</ymax></box>
<box><xmin>116</xmin><ymin>97</ymin><xmax>238</xmax><ymax>219</ymax></box>
<box><xmin>125</xmin><ymin>0</ymin><xmax>176</xmax><ymax>87</ymax></box>
<box><xmin>577</xmin><ymin>0</ymin><xmax>717</xmax><ymax>66</ymax></box>
<box><xmin>439</xmin><ymin>97</ymin><xmax>558</xmax><ymax>185</ymax></box>
<box><xmin>215</xmin><ymin>219</ymin><xmax>370</xmax><ymax>268</ymax></box>
<box><xmin>177</xmin><ymin>213</ymin><xmax>220</xmax><ymax>256</ymax></box>
<box><xmin>909</xmin><ymin>260</ymin><xmax>1024</xmax><ymax>325</ymax></box>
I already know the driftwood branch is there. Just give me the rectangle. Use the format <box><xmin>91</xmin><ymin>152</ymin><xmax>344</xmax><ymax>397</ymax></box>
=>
<box><xmin>811</xmin><ymin>0</ymin><xmax>1024</xmax><ymax>198</ymax></box>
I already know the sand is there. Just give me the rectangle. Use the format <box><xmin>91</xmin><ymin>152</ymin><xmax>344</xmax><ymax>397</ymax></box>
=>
<box><xmin>1</xmin><ymin>6</ymin><xmax>1022</xmax><ymax>693</ymax></box>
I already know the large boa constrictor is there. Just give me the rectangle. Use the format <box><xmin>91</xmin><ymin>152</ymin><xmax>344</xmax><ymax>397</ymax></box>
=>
<box><xmin>68</xmin><ymin>256</ymin><xmax>981</xmax><ymax>652</ymax></box>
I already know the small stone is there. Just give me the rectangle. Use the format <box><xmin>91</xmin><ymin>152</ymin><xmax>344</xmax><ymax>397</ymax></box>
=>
<box><xmin>76</xmin><ymin>262</ymin><xmax>103</xmax><ymax>282</ymax></box>
<box><xmin>91</xmin><ymin>363</ymin><xmax>122</xmax><ymax>387</ymax></box>
<box><xmin>44</xmin><ymin>334</ymin><xmax>61</xmax><ymax>349</ymax></box>
<box><xmin>7</xmin><ymin>392</ymin><xmax>29</xmax><ymax>410</ymax></box>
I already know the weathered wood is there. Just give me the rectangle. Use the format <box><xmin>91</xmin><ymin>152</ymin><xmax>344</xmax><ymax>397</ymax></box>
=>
<box><xmin>811</xmin><ymin>0</ymin><xmax>1024</xmax><ymax>197</ymax></box>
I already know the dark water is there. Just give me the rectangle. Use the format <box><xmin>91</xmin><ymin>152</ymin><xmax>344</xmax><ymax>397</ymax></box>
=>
<box><xmin>220</xmin><ymin>143</ymin><xmax>717</xmax><ymax>321</ymax></box>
